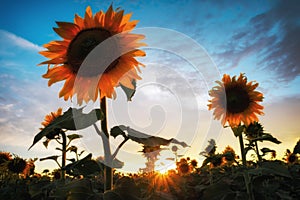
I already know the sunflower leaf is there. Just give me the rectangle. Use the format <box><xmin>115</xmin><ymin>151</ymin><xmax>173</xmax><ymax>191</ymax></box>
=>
<box><xmin>67</xmin><ymin>146</ymin><xmax>78</xmax><ymax>153</ymax></box>
<box><xmin>293</xmin><ymin>139</ymin><xmax>300</xmax><ymax>154</ymax></box>
<box><xmin>111</xmin><ymin>125</ymin><xmax>189</xmax><ymax>148</ymax></box>
<box><xmin>43</xmin><ymin>140</ymin><xmax>50</xmax><ymax>148</ymax></box>
<box><xmin>63</xmin><ymin>153</ymin><xmax>102</xmax><ymax>177</ymax></box>
<box><xmin>67</xmin><ymin>134</ymin><xmax>83</xmax><ymax>142</ymax></box>
<box><xmin>120</xmin><ymin>79</ymin><xmax>136</xmax><ymax>101</ymax></box>
<box><xmin>260</xmin><ymin>147</ymin><xmax>275</xmax><ymax>156</ymax></box>
<box><xmin>251</xmin><ymin>133</ymin><xmax>281</xmax><ymax>144</ymax></box>
<box><xmin>232</xmin><ymin>125</ymin><xmax>245</xmax><ymax>137</ymax></box>
<box><xmin>40</xmin><ymin>155</ymin><xmax>59</xmax><ymax>162</ymax></box>
<box><xmin>29</xmin><ymin>108</ymin><xmax>103</xmax><ymax>150</ymax></box>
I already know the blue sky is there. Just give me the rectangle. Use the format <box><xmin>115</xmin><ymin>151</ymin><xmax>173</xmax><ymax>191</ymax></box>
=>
<box><xmin>0</xmin><ymin>0</ymin><xmax>299</xmax><ymax>173</ymax></box>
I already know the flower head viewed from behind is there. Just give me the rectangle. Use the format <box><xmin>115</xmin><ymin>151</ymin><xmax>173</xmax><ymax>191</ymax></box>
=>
<box><xmin>40</xmin><ymin>6</ymin><xmax>146</xmax><ymax>105</ymax></box>
<box><xmin>40</xmin><ymin>108</ymin><xmax>63</xmax><ymax>143</ymax></box>
<box><xmin>41</xmin><ymin>108</ymin><xmax>63</xmax><ymax>128</ymax></box>
<box><xmin>208</xmin><ymin>73</ymin><xmax>264</xmax><ymax>127</ymax></box>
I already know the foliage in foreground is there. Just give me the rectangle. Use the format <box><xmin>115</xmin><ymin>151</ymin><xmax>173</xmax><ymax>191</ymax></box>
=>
<box><xmin>0</xmin><ymin>140</ymin><xmax>300</xmax><ymax>200</ymax></box>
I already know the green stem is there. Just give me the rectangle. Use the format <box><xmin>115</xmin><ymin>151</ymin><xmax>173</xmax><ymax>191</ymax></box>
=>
<box><xmin>100</xmin><ymin>97</ymin><xmax>113</xmax><ymax>191</ymax></box>
<box><xmin>238</xmin><ymin>134</ymin><xmax>247</xmax><ymax>166</ymax></box>
<box><xmin>75</xmin><ymin>152</ymin><xmax>79</xmax><ymax>161</ymax></box>
<box><xmin>237</xmin><ymin>132</ymin><xmax>254</xmax><ymax>200</ymax></box>
<box><xmin>254</xmin><ymin>141</ymin><xmax>262</xmax><ymax>162</ymax></box>
<box><xmin>61</xmin><ymin>131</ymin><xmax>67</xmax><ymax>180</ymax></box>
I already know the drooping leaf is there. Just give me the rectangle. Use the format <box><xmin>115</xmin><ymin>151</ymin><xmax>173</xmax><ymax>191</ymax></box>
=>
<box><xmin>29</xmin><ymin>108</ymin><xmax>103</xmax><ymax>150</ymax></box>
<box><xmin>231</xmin><ymin>125</ymin><xmax>245</xmax><ymax>137</ymax></box>
<box><xmin>67</xmin><ymin>134</ymin><xmax>83</xmax><ymax>142</ymax></box>
<box><xmin>111</xmin><ymin>125</ymin><xmax>189</xmax><ymax>148</ymax></box>
<box><xmin>120</xmin><ymin>79</ymin><xmax>136</xmax><ymax>101</ymax></box>
<box><xmin>63</xmin><ymin>153</ymin><xmax>102</xmax><ymax>177</ymax></box>
<box><xmin>261</xmin><ymin>147</ymin><xmax>275</xmax><ymax>154</ymax></box>
<box><xmin>43</xmin><ymin>140</ymin><xmax>50</xmax><ymax>148</ymax></box>
<box><xmin>251</xmin><ymin>133</ymin><xmax>281</xmax><ymax>144</ymax></box>
<box><xmin>67</xmin><ymin>145</ymin><xmax>78</xmax><ymax>153</ymax></box>
<box><xmin>293</xmin><ymin>139</ymin><xmax>300</xmax><ymax>154</ymax></box>
<box><xmin>110</xmin><ymin>126</ymin><xmax>127</xmax><ymax>138</ymax></box>
<box><xmin>40</xmin><ymin>155</ymin><xmax>59</xmax><ymax>162</ymax></box>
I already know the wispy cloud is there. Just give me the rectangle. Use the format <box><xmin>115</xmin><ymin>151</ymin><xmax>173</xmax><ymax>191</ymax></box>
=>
<box><xmin>213</xmin><ymin>0</ymin><xmax>300</xmax><ymax>82</ymax></box>
<box><xmin>0</xmin><ymin>29</ymin><xmax>43</xmax><ymax>52</ymax></box>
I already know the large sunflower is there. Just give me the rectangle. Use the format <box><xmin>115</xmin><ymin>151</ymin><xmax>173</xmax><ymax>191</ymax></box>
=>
<box><xmin>208</xmin><ymin>73</ymin><xmax>264</xmax><ymax>127</ymax></box>
<box><xmin>40</xmin><ymin>6</ymin><xmax>146</xmax><ymax>105</ymax></box>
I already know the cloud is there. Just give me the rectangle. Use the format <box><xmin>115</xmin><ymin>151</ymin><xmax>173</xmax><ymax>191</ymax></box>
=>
<box><xmin>0</xmin><ymin>29</ymin><xmax>43</xmax><ymax>52</ymax></box>
<box><xmin>213</xmin><ymin>0</ymin><xmax>300</xmax><ymax>82</ymax></box>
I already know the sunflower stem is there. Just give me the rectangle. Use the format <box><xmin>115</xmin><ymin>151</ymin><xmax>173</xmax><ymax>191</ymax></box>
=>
<box><xmin>254</xmin><ymin>141</ymin><xmax>262</xmax><ymax>162</ymax></box>
<box><xmin>238</xmin><ymin>134</ymin><xmax>247</xmax><ymax>166</ymax></box>
<box><xmin>61</xmin><ymin>130</ymin><xmax>67</xmax><ymax>180</ymax></box>
<box><xmin>238</xmin><ymin>133</ymin><xmax>254</xmax><ymax>200</ymax></box>
<box><xmin>100</xmin><ymin>97</ymin><xmax>113</xmax><ymax>191</ymax></box>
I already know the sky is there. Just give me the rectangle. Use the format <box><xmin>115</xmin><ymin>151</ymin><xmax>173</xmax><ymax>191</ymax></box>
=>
<box><xmin>0</xmin><ymin>0</ymin><xmax>299</xmax><ymax>173</ymax></box>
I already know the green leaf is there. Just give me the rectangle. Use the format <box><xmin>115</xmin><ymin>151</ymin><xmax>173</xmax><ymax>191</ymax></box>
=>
<box><xmin>40</xmin><ymin>155</ymin><xmax>59</xmax><ymax>162</ymax></box>
<box><xmin>43</xmin><ymin>140</ymin><xmax>50</xmax><ymax>148</ymax></box>
<box><xmin>67</xmin><ymin>145</ymin><xmax>78</xmax><ymax>153</ymax></box>
<box><xmin>111</xmin><ymin>126</ymin><xmax>127</xmax><ymax>138</ymax></box>
<box><xmin>112</xmin><ymin>125</ymin><xmax>189</xmax><ymax>147</ymax></box>
<box><xmin>120</xmin><ymin>79</ymin><xmax>136</xmax><ymax>101</ymax></box>
<box><xmin>249</xmin><ymin>161</ymin><xmax>292</xmax><ymax>178</ymax></box>
<box><xmin>67</xmin><ymin>134</ymin><xmax>83</xmax><ymax>141</ymax></box>
<box><xmin>63</xmin><ymin>153</ymin><xmax>102</xmax><ymax>177</ymax></box>
<box><xmin>29</xmin><ymin>107</ymin><xmax>103</xmax><ymax>150</ymax></box>
<box><xmin>293</xmin><ymin>139</ymin><xmax>300</xmax><ymax>154</ymax></box>
<box><xmin>231</xmin><ymin>125</ymin><xmax>245</xmax><ymax>137</ymax></box>
<box><xmin>251</xmin><ymin>133</ymin><xmax>281</xmax><ymax>144</ymax></box>
<box><xmin>260</xmin><ymin>147</ymin><xmax>275</xmax><ymax>154</ymax></box>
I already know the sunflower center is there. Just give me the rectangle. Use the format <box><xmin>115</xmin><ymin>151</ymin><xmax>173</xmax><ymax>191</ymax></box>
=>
<box><xmin>67</xmin><ymin>28</ymin><xmax>119</xmax><ymax>76</ymax></box>
<box><xmin>226</xmin><ymin>86</ymin><xmax>250</xmax><ymax>113</ymax></box>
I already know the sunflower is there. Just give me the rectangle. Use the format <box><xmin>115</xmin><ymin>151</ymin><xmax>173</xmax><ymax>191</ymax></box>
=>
<box><xmin>0</xmin><ymin>151</ymin><xmax>12</xmax><ymax>165</ymax></box>
<box><xmin>40</xmin><ymin>6</ymin><xmax>146</xmax><ymax>105</ymax></box>
<box><xmin>7</xmin><ymin>157</ymin><xmax>27</xmax><ymax>174</ymax></box>
<box><xmin>208</xmin><ymin>73</ymin><xmax>264</xmax><ymax>127</ymax></box>
<box><xmin>245</xmin><ymin>121</ymin><xmax>264</xmax><ymax>139</ymax></box>
<box><xmin>40</xmin><ymin>108</ymin><xmax>63</xmax><ymax>146</ymax></box>
<box><xmin>222</xmin><ymin>145</ymin><xmax>237</xmax><ymax>164</ymax></box>
<box><xmin>41</xmin><ymin>107</ymin><xmax>63</xmax><ymax>128</ymax></box>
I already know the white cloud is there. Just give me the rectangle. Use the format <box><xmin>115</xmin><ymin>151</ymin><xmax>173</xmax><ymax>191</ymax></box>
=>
<box><xmin>0</xmin><ymin>29</ymin><xmax>43</xmax><ymax>52</ymax></box>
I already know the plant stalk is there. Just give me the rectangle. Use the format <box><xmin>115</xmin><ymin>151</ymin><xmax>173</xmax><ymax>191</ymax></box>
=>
<box><xmin>254</xmin><ymin>141</ymin><xmax>262</xmax><ymax>162</ymax></box>
<box><xmin>237</xmin><ymin>131</ymin><xmax>254</xmax><ymax>200</ymax></box>
<box><xmin>238</xmin><ymin>134</ymin><xmax>247</xmax><ymax>166</ymax></box>
<box><xmin>100</xmin><ymin>97</ymin><xmax>113</xmax><ymax>191</ymax></box>
<box><xmin>61</xmin><ymin>131</ymin><xmax>67</xmax><ymax>180</ymax></box>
